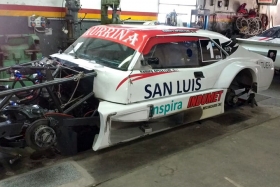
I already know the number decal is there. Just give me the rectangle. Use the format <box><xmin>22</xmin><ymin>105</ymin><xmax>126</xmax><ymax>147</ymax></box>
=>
<box><xmin>206</xmin><ymin>41</ymin><xmax>214</xmax><ymax>59</ymax></box>
<box><xmin>199</xmin><ymin>39</ymin><xmax>222</xmax><ymax>62</ymax></box>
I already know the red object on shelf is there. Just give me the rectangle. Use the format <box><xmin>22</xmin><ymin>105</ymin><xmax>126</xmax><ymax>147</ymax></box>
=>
<box><xmin>237</xmin><ymin>3</ymin><xmax>248</xmax><ymax>14</ymax></box>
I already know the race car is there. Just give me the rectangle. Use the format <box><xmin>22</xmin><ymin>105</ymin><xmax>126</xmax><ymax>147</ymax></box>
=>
<box><xmin>0</xmin><ymin>25</ymin><xmax>274</xmax><ymax>157</ymax></box>
<box><xmin>236</xmin><ymin>26</ymin><xmax>280</xmax><ymax>70</ymax></box>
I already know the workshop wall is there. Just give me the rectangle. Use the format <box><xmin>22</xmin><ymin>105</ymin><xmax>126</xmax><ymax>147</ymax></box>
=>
<box><xmin>197</xmin><ymin>0</ymin><xmax>258</xmax><ymax>13</ymax></box>
<box><xmin>197</xmin><ymin>0</ymin><xmax>259</xmax><ymax>35</ymax></box>
<box><xmin>259</xmin><ymin>4</ymin><xmax>280</xmax><ymax>27</ymax></box>
<box><xmin>0</xmin><ymin>0</ymin><xmax>158</xmax><ymax>21</ymax></box>
<box><xmin>0</xmin><ymin>0</ymin><xmax>159</xmax><ymax>57</ymax></box>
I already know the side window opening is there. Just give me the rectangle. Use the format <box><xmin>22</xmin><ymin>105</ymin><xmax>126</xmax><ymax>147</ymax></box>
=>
<box><xmin>143</xmin><ymin>41</ymin><xmax>200</xmax><ymax>69</ymax></box>
<box><xmin>139</xmin><ymin>37</ymin><xmax>231</xmax><ymax>70</ymax></box>
<box><xmin>199</xmin><ymin>39</ymin><xmax>224</xmax><ymax>65</ymax></box>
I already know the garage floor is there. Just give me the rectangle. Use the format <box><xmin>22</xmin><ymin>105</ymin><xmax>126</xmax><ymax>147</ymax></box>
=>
<box><xmin>1</xmin><ymin>74</ymin><xmax>280</xmax><ymax>187</ymax></box>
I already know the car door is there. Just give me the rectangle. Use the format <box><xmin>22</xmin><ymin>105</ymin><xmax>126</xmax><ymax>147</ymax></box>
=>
<box><xmin>128</xmin><ymin>36</ymin><xmax>227</xmax><ymax>104</ymax></box>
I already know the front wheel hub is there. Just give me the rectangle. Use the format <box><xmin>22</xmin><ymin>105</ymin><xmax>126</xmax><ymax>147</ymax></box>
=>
<box><xmin>34</xmin><ymin>125</ymin><xmax>56</xmax><ymax>148</ymax></box>
<box><xmin>226</xmin><ymin>90</ymin><xmax>238</xmax><ymax>106</ymax></box>
<box><xmin>25</xmin><ymin>119</ymin><xmax>57</xmax><ymax>151</ymax></box>
<box><xmin>232</xmin><ymin>96</ymin><xmax>239</xmax><ymax>104</ymax></box>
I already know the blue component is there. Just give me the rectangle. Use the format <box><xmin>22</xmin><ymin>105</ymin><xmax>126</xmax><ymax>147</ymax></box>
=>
<box><xmin>14</xmin><ymin>71</ymin><xmax>22</xmax><ymax>79</ymax></box>
<box><xmin>36</xmin><ymin>70</ymin><xmax>42</xmax><ymax>77</ymax></box>
<box><xmin>184</xmin><ymin>42</ymin><xmax>192</xmax><ymax>47</ymax></box>
<box><xmin>9</xmin><ymin>101</ymin><xmax>17</xmax><ymax>106</ymax></box>
<box><xmin>186</xmin><ymin>49</ymin><xmax>193</xmax><ymax>57</ymax></box>
<box><xmin>203</xmin><ymin>15</ymin><xmax>209</xmax><ymax>30</ymax></box>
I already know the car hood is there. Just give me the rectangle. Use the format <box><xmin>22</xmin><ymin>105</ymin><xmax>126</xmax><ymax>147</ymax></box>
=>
<box><xmin>50</xmin><ymin>53</ymin><xmax>105</xmax><ymax>71</ymax></box>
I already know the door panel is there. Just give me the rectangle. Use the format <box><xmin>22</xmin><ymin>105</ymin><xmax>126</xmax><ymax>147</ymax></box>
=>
<box><xmin>128</xmin><ymin>36</ymin><xmax>227</xmax><ymax>103</ymax></box>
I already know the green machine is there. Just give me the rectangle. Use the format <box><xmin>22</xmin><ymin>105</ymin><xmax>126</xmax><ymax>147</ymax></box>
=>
<box><xmin>0</xmin><ymin>34</ymin><xmax>42</xmax><ymax>87</ymax></box>
<box><xmin>101</xmin><ymin>0</ymin><xmax>122</xmax><ymax>24</ymax></box>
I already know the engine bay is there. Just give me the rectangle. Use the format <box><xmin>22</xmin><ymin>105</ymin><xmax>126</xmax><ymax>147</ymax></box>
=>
<box><xmin>0</xmin><ymin>57</ymin><xmax>100</xmax><ymax>156</ymax></box>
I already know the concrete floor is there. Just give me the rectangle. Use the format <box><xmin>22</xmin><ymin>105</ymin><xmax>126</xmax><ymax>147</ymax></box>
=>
<box><xmin>1</xmin><ymin>74</ymin><xmax>280</xmax><ymax>187</ymax></box>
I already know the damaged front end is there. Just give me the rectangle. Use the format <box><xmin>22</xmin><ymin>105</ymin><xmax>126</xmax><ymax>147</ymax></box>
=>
<box><xmin>0</xmin><ymin>57</ymin><xmax>101</xmax><ymax>157</ymax></box>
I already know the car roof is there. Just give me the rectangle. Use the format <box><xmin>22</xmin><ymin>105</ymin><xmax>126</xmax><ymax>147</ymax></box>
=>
<box><xmin>82</xmin><ymin>24</ymin><xmax>230</xmax><ymax>52</ymax></box>
<box><xmin>85</xmin><ymin>24</ymin><xmax>231</xmax><ymax>38</ymax></box>
<box><xmin>92</xmin><ymin>24</ymin><xmax>198</xmax><ymax>36</ymax></box>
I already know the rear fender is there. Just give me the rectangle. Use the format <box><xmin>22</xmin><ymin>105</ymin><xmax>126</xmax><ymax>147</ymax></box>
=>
<box><xmin>213</xmin><ymin>62</ymin><xmax>259</xmax><ymax>90</ymax></box>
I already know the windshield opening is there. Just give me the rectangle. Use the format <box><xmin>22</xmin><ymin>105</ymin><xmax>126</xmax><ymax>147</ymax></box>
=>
<box><xmin>64</xmin><ymin>37</ymin><xmax>136</xmax><ymax>71</ymax></box>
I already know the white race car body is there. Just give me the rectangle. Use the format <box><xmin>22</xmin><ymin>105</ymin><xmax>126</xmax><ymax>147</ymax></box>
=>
<box><xmin>51</xmin><ymin>25</ymin><xmax>274</xmax><ymax>151</ymax></box>
<box><xmin>237</xmin><ymin>26</ymin><xmax>280</xmax><ymax>70</ymax></box>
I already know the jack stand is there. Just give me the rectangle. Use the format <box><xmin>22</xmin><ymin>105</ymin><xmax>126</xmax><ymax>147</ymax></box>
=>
<box><xmin>246</xmin><ymin>93</ymin><xmax>258</xmax><ymax>107</ymax></box>
<box><xmin>140</xmin><ymin>124</ymin><xmax>152</xmax><ymax>133</ymax></box>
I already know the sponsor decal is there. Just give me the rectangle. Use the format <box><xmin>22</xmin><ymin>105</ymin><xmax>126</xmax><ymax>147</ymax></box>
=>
<box><xmin>257</xmin><ymin>61</ymin><xmax>272</xmax><ymax>69</ymax></box>
<box><xmin>153</xmin><ymin>100</ymin><xmax>183</xmax><ymax>116</ymax></box>
<box><xmin>139</xmin><ymin>69</ymin><xmax>178</xmax><ymax>73</ymax></box>
<box><xmin>203</xmin><ymin>103</ymin><xmax>222</xmax><ymax>110</ymax></box>
<box><xmin>144</xmin><ymin>78</ymin><xmax>201</xmax><ymax>99</ymax></box>
<box><xmin>116</xmin><ymin>71</ymin><xmax>176</xmax><ymax>90</ymax></box>
<box><xmin>83</xmin><ymin>26</ymin><xmax>143</xmax><ymax>49</ymax></box>
<box><xmin>162</xmin><ymin>29</ymin><xmax>196</xmax><ymax>33</ymax></box>
<box><xmin>82</xmin><ymin>26</ymin><xmax>198</xmax><ymax>52</ymax></box>
<box><xmin>187</xmin><ymin>90</ymin><xmax>224</xmax><ymax>108</ymax></box>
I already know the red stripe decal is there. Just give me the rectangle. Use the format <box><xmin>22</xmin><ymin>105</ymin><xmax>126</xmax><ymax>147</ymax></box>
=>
<box><xmin>116</xmin><ymin>72</ymin><xmax>172</xmax><ymax>90</ymax></box>
<box><xmin>259</xmin><ymin>37</ymin><xmax>271</xmax><ymax>41</ymax></box>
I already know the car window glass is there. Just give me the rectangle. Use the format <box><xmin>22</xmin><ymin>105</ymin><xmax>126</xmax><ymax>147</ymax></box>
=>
<box><xmin>143</xmin><ymin>41</ymin><xmax>199</xmax><ymax>69</ymax></box>
<box><xmin>64</xmin><ymin>37</ymin><xmax>135</xmax><ymax>70</ymax></box>
<box><xmin>275</xmin><ymin>30</ymin><xmax>280</xmax><ymax>38</ymax></box>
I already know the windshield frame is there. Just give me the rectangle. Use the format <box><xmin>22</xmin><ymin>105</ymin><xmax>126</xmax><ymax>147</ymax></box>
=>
<box><xmin>63</xmin><ymin>36</ymin><xmax>137</xmax><ymax>71</ymax></box>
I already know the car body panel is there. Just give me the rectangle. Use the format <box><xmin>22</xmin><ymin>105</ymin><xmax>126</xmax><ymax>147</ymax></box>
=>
<box><xmin>237</xmin><ymin>26</ymin><xmax>280</xmax><ymax>69</ymax></box>
<box><xmin>93</xmin><ymin>88</ymin><xmax>227</xmax><ymax>150</ymax></box>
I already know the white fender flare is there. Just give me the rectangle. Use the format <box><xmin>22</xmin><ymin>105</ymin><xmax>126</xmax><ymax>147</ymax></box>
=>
<box><xmin>214</xmin><ymin>61</ymin><xmax>259</xmax><ymax>90</ymax></box>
